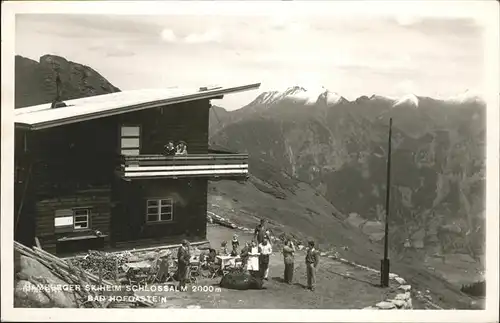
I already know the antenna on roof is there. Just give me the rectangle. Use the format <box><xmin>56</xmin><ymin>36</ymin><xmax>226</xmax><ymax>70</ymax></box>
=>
<box><xmin>50</xmin><ymin>69</ymin><xmax>67</xmax><ymax>109</ymax></box>
<box><xmin>199</xmin><ymin>85</ymin><xmax>223</xmax><ymax>92</ymax></box>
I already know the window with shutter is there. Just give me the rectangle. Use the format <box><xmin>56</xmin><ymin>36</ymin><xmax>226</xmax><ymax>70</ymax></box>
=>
<box><xmin>120</xmin><ymin>125</ymin><xmax>140</xmax><ymax>156</ymax></box>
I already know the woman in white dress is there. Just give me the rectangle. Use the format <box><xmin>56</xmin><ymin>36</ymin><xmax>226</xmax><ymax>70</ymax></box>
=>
<box><xmin>246</xmin><ymin>240</ymin><xmax>260</xmax><ymax>277</ymax></box>
<box><xmin>258</xmin><ymin>237</ymin><xmax>273</xmax><ymax>280</ymax></box>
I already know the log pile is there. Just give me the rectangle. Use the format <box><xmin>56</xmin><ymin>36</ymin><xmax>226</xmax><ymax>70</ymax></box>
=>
<box><xmin>14</xmin><ymin>241</ymin><xmax>153</xmax><ymax>308</ymax></box>
<box><xmin>207</xmin><ymin>211</ymin><xmax>237</xmax><ymax>229</ymax></box>
<box><xmin>70</xmin><ymin>250</ymin><xmax>131</xmax><ymax>281</ymax></box>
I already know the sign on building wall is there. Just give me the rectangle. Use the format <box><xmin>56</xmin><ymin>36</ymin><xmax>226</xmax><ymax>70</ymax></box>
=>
<box><xmin>55</xmin><ymin>216</ymin><xmax>73</xmax><ymax>227</ymax></box>
<box><xmin>54</xmin><ymin>209</ymin><xmax>74</xmax><ymax>230</ymax></box>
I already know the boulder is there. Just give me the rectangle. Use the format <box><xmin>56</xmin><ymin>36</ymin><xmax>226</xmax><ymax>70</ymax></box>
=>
<box><xmin>14</xmin><ymin>280</ymin><xmax>52</xmax><ymax>307</ymax></box>
<box><xmin>17</xmin><ymin>256</ymin><xmax>78</xmax><ymax>308</ymax></box>
<box><xmin>346</xmin><ymin>213</ymin><xmax>366</xmax><ymax>229</ymax></box>
<box><xmin>375</xmin><ymin>301</ymin><xmax>396</xmax><ymax>309</ymax></box>
<box><xmin>361</xmin><ymin>221</ymin><xmax>385</xmax><ymax>242</ymax></box>
<box><xmin>398</xmin><ymin>284</ymin><xmax>411</xmax><ymax>292</ymax></box>
<box><xmin>404</xmin><ymin>298</ymin><xmax>413</xmax><ymax>309</ymax></box>
<box><xmin>389</xmin><ymin>299</ymin><xmax>406</xmax><ymax>308</ymax></box>
<box><xmin>395</xmin><ymin>277</ymin><xmax>406</xmax><ymax>285</ymax></box>
<box><xmin>395</xmin><ymin>293</ymin><xmax>410</xmax><ymax>301</ymax></box>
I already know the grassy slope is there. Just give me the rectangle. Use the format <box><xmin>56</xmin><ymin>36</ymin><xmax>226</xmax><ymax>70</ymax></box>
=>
<box><xmin>208</xmin><ymin>166</ymin><xmax>475</xmax><ymax>309</ymax></box>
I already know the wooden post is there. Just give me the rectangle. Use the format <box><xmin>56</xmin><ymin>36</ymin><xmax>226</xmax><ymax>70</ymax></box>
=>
<box><xmin>115</xmin><ymin>258</ymin><xmax>119</xmax><ymax>282</ymax></box>
<box><xmin>35</xmin><ymin>237</ymin><xmax>42</xmax><ymax>249</ymax></box>
<box><xmin>381</xmin><ymin>118</ymin><xmax>393</xmax><ymax>288</ymax></box>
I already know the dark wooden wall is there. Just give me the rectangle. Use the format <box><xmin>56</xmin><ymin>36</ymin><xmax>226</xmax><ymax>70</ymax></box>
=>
<box><xmin>35</xmin><ymin>189</ymin><xmax>112</xmax><ymax>254</ymax></box>
<box><xmin>15</xmin><ymin>117</ymin><xmax>118</xmax><ymax>254</ymax></box>
<box><xmin>28</xmin><ymin>117</ymin><xmax>118</xmax><ymax>196</ymax></box>
<box><xmin>111</xmin><ymin>178</ymin><xmax>208</xmax><ymax>249</ymax></box>
<box><xmin>15</xmin><ymin>129</ymin><xmax>35</xmax><ymax>246</ymax></box>
<box><xmin>15</xmin><ymin>99</ymin><xmax>212</xmax><ymax>254</ymax></box>
<box><xmin>119</xmin><ymin>100</ymin><xmax>211</xmax><ymax>154</ymax></box>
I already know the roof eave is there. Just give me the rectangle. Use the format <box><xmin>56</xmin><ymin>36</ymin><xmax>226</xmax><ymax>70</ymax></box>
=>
<box><xmin>15</xmin><ymin>82</ymin><xmax>261</xmax><ymax>131</ymax></box>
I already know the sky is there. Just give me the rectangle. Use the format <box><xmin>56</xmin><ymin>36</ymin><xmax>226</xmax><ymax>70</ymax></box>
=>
<box><xmin>15</xmin><ymin>3</ymin><xmax>486</xmax><ymax>110</ymax></box>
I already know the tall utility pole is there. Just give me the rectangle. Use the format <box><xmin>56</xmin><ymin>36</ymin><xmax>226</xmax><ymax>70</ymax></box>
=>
<box><xmin>381</xmin><ymin>118</ymin><xmax>393</xmax><ymax>287</ymax></box>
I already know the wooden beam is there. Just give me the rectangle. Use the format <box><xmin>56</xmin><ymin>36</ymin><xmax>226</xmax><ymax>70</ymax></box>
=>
<box><xmin>34</xmin><ymin>237</ymin><xmax>42</xmax><ymax>249</ymax></box>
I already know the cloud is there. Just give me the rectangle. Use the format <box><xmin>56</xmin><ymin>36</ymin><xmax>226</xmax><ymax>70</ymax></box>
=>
<box><xmin>269</xmin><ymin>13</ymin><xmax>309</xmax><ymax>33</ymax></box>
<box><xmin>161</xmin><ymin>28</ymin><xmax>177</xmax><ymax>42</ymax></box>
<box><xmin>270</xmin><ymin>13</ymin><xmax>290</xmax><ymax>29</ymax></box>
<box><xmin>184</xmin><ymin>28</ymin><xmax>223</xmax><ymax>44</ymax></box>
<box><xmin>395</xmin><ymin>15</ymin><xmax>421</xmax><ymax>26</ymax></box>
<box><xmin>395</xmin><ymin>79</ymin><xmax>418</xmax><ymax>94</ymax></box>
<box><xmin>88</xmin><ymin>45</ymin><xmax>135</xmax><ymax>58</ymax></box>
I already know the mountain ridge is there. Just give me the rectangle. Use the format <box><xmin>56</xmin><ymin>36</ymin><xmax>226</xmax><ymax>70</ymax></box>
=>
<box><xmin>210</xmin><ymin>84</ymin><xmax>486</xmax><ymax>263</ymax></box>
<box><xmin>234</xmin><ymin>85</ymin><xmax>485</xmax><ymax>110</ymax></box>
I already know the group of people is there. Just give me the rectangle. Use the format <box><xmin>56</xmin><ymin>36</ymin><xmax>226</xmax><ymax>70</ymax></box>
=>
<box><xmin>175</xmin><ymin>219</ymin><xmax>321</xmax><ymax>291</ymax></box>
<box><xmin>225</xmin><ymin>219</ymin><xmax>321</xmax><ymax>291</ymax></box>
<box><xmin>163</xmin><ymin>140</ymin><xmax>188</xmax><ymax>156</ymax></box>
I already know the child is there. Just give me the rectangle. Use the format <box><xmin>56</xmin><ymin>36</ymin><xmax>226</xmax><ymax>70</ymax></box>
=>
<box><xmin>220</xmin><ymin>241</ymin><xmax>228</xmax><ymax>255</ymax></box>
<box><xmin>231</xmin><ymin>234</ymin><xmax>240</xmax><ymax>256</ymax></box>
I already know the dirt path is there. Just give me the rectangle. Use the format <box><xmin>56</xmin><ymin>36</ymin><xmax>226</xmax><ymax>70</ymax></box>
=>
<box><xmin>136</xmin><ymin>225</ymin><xmax>401</xmax><ymax>309</ymax></box>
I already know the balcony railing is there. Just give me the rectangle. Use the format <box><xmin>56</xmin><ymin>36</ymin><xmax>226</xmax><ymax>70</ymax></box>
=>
<box><xmin>118</xmin><ymin>153</ymin><xmax>249</xmax><ymax>180</ymax></box>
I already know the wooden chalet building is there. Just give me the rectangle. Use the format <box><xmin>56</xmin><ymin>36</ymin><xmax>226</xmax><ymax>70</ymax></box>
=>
<box><xmin>14</xmin><ymin>83</ymin><xmax>260</xmax><ymax>256</ymax></box>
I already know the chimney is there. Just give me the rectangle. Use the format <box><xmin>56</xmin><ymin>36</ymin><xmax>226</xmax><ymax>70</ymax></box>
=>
<box><xmin>51</xmin><ymin>72</ymin><xmax>67</xmax><ymax>109</ymax></box>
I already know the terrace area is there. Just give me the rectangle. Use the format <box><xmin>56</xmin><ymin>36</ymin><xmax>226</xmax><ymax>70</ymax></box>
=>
<box><xmin>117</xmin><ymin>153</ymin><xmax>249</xmax><ymax>180</ymax></box>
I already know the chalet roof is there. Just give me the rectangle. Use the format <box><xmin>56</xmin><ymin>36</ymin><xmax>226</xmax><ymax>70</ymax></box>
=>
<box><xmin>15</xmin><ymin>83</ymin><xmax>261</xmax><ymax>130</ymax></box>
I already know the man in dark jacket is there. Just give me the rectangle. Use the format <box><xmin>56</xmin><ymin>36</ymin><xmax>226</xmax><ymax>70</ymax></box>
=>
<box><xmin>164</xmin><ymin>140</ymin><xmax>176</xmax><ymax>156</ymax></box>
<box><xmin>253</xmin><ymin>219</ymin><xmax>269</xmax><ymax>244</ymax></box>
<box><xmin>305</xmin><ymin>240</ymin><xmax>320</xmax><ymax>291</ymax></box>
<box><xmin>177</xmin><ymin>240</ymin><xmax>191</xmax><ymax>289</ymax></box>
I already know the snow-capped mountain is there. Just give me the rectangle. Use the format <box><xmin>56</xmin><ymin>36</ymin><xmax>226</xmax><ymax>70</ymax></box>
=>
<box><xmin>369</xmin><ymin>94</ymin><xmax>397</xmax><ymax>103</ymax></box>
<box><xmin>247</xmin><ymin>86</ymin><xmax>347</xmax><ymax>107</ymax></box>
<box><xmin>393</xmin><ymin>94</ymin><xmax>420</xmax><ymax>108</ymax></box>
<box><xmin>252</xmin><ymin>86</ymin><xmax>307</xmax><ymax>106</ymax></box>
<box><xmin>317</xmin><ymin>90</ymin><xmax>346</xmax><ymax>105</ymax></box>
<box><xmin>245</xmin><ymin>86</ymin><xmax>488</xmax><ymax>111</ymax></box>
<box><xmin>447</xmin><ymin>90</ymin><xmax>484</xmax><ymax>104</ymax></box>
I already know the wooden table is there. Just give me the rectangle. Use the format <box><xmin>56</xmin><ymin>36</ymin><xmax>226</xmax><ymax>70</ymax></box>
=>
<box><xmin>122</xmin><ymin>261</ymin><xmax>151</xmax><ymax>272</ymax></box>
<box><xmin>216</xmin><ymin>255</ymin><xmax>240</xmax><ymax>268</ymax></box>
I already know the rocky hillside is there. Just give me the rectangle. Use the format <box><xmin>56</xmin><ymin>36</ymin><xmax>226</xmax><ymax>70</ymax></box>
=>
<box><xmin>210</xmin><ymin>86</ymin><xmax>486</xmax><ymax>260</ymax></box>
<box><xmin>15</xmin><ymin>55</ymin><xmax>120</xmax><ymax>108</ymax></box>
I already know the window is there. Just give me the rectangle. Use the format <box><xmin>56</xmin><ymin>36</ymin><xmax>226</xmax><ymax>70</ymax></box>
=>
<box><xmin>120</xmin><ymin>125</ymin><xmax>140</xmax><ymax>155</ymax></box>
<box><xmin>73</xmin><ymin>209</ymin><xmax>90</xmax><ymax>230</ymax></box>
<box><xmin>146</xmin><ymin>199</ymin><xmax>173</xmax><ymax>222</ymax></box>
